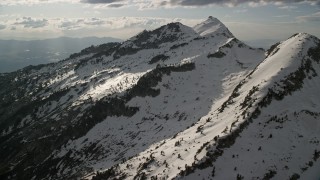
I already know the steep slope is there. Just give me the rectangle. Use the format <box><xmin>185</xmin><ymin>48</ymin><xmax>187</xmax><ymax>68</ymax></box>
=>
<box><xmin>0</xmin><ymin>17</ymin><xmax>265</xmax><ymax>179</ymax></box>
<box><xmin>91</xmin><ymin>33</ymin><xmax>320</xmax><ymax>179</ymax></box>
<box><xmin>193</xmin><ymin>16</ymin><xmax>233</xmax><ymax>37</ymax></box>
<box><xmin>180</xmin><ymin>33</ymin><xmax>320</xmax><ymax>180</ymax></box>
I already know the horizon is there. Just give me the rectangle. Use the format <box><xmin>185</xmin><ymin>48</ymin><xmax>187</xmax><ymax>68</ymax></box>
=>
<box><xmin>0</xmin><ymin>0</ymin><xmax>320</xmax><ymax>48</ymax></box>
<box><xmin>0</xmin><ymin>36</ymin><xmax>122</xmax><ymax>41</ymax></box>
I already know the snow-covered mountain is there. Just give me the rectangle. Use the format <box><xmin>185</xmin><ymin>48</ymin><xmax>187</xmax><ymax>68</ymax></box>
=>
<box><xmin>0</xmin><ymin>17</ymin><xmax>319</xmax><ymax>180</ymax></box>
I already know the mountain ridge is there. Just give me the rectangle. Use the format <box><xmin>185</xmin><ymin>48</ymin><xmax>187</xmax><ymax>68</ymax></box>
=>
<box><xmin>91</xmin><ymin>30</ymin><xmax>320</xmax><ymax>180</ymax></box>
<box><xmin>0</xmin><ymin>17</ymin><xmax>319</xmax><ymax>180</ymax></box>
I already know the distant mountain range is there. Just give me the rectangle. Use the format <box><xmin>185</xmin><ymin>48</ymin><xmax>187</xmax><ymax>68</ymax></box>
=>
<box><xmin>0</xmin><ymin>37</ymin><xmax>122</xmax><ymax>73</ymax></box>
<box><xmin>0</xmin><ymin>17</ymin><xmax>319</xmax><ymax>180</ymax></box>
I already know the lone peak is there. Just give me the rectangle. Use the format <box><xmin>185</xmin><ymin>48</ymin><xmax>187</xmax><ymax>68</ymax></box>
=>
<box><xmin>193</xmin><ymin>16</ymin><xmax>233</xmax><ymax>37</ymax></box>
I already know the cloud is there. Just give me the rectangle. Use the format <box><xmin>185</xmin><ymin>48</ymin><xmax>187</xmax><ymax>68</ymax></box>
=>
<box><xmin>45</xmin><ymin>16</ymin><xmax>200</xmax><ymax>39</ymax></box>
<box><xmin>165</xmin><ymin>0</ymin><xmax>320</xmax><ymax>7</ymax></box>
<box><xmin>0</xmin><ymin>24</ymin><xmax>6</xmax><ymax>30</ymax></box>
<box><xmin>278</xmin><ymin>5</ymin><xmax>298</xmax><ymax>10</ymax></box>
<box><xmin>1</xmin><ymin>0</ymin><xmax>319</xmax><ymax>9</ymax></box>
<box><xmin>81</xmin><ymin>0</ymin><xmax>320</xmax><ymax>9</ymax></box>
<box><xmin>13</xmin><ymin>17</ymin><xmax>48</xmax><ymax>28</ymax></box>
<box><xmin>5</xmin><ymin>16</ymin><xmax>187</xmax><ymax>33</ymax></box>
<box><xmin>84</xmin><ymin>18</ymin><xmax>105</xmax><ymax>25</ymax></box>
<box><xmin>80</xmin><ymin>0</ymin><xmax>123</xmax><ymax>3</ymax></box>
<box><xmin>105</xmin><ymin>17</ymin><xmax>169</xmax><ymax>29</ymax></box>
<box><xmin>59</xmin><ymin>20</ymin><xmax>82</xmax><ymax>30</ymax></box>
<box><xmin>0</xmin><ymin>0</ymin><xmax>79</xmax><ymax>6</ymax></box>
<box><xmin>92</xmin><ymin>3</ymin><xmax>126</xmax><ymax>8</ymax></box>
<box><xmin>297</xmin><ymin>11</ymin><xmax>320</xmax><ymax>22</ymax></box>
<box><xmin>273</xmin><ymin>15</ymin><xmax>289</xmax><ymax>18</ymax></box>
<box><xmin>106</xmin><ymin>3</ymin><xmax>125</xmax><ymax>7</ymax></box>
<box><xmin>55</xmin><ymin>16</ymin><xmax>199</xmax><ymax>32</ymax></box>
<box><xmin>58</xmin><ymin>18</ymin><xmax>106</xmax><ymax>30</ymax></box>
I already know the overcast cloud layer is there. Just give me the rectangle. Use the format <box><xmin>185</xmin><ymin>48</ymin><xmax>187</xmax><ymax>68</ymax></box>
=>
<box><xmin>78</xmin><ymin>0</ymin><xmax>320</xmax><ymax>7</ymax></box>
<box><xmin>1</xmin><ymin>0</ymin><xmax>319</xmax><ymax>7</ymax></box>
<box><xmin>166</xmin><ymin>0</ymin><xmax>320</xmax><ymax>7</ymax></box>
<box><xmin>79</xmin><ymin>0</ymin><xmax>320</xmax><ymax>7</ymax></box>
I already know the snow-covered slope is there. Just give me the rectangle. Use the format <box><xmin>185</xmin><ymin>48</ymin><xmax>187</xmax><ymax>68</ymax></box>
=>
<box><xmin>89</xmin><ymin>33</ymin><xmax>320</xmax><ymax>179</ymax></box>
<box><xmin>178</xmin><ymin>32</ymin><xmax>320</xmax><ymax>180</ymax></box>
<box><xmin>0</xmin><ymin>17</ymin><xmax>319</xmax><ymax>180</ymax></box>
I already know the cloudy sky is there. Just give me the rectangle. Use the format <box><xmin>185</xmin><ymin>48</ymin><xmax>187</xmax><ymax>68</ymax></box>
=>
<box><xmin>0</xmin><ymin>0</ymin><xmax>319</xmax><ymax>46</ymax></box>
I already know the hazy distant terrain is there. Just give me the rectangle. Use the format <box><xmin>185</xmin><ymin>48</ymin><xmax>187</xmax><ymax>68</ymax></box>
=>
<box><xmin>244</xmin><ymin>39</ymin><xmax>279</xmax><ymax>50</ymax></box>
<box><xmin>0</xmin><ymin>37</ymin><xmax>122</xmax><ymax>73</ymax></box>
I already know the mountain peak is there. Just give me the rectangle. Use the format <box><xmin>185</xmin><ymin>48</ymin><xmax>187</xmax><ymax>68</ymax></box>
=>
<box><xmin>288</xmin><ymin>32</ymin><xmax>319</xmax><ymax>43</ymax></box>
<box><xmin>157</xmin><ymin>22</ymin><xmax>197</xmax><ymax>36</ymax></box>
<box><xmin>193</xmin><ymin>16</ymin><xmax>233</xmax><ymax>37</ymax></box>
<box><xmin>123</xmin><ymin>22</ymin><xmax>196</xmax><ymax>50</ymax></box>
<box><xmin>266</xmin><ymin>32</ymin><xmax>319</xmax><ymax>58</ymax></box>
<box><xmin>207</xmin><ymin>16</ymin><xmax>219</xmax><ymax>22</ymax></box>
